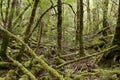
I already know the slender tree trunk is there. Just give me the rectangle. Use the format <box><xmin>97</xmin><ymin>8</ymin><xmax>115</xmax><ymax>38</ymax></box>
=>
<box><xmin>92</xmin><ymin>1</ymin><xmax>99</xmax><ymax>31</ymax></box>
<box><xmin>15</xmin><ymin>0</ymin><xmax>22</xmax><ymax>27</ymax></box>
<box><xmin>102</xmin><ymin>0</ymin><xmax>109</xmax><ymax>36</ymax></box>
<box><xmin>75</xmin><ymin>0</ymin><xmax>79</xmax><ymax>46</ymax></box>
<box><xmin>24</xmin><ymin>0</ymin><xmax>39</xmax><ymax>44</ymax></box>
<box><xmin>86</xmin><ymin>0</ymin><xmax>91</xmax><ymax>34</ymax></box>
<box><xmin>19</xmin><ymin>0</ymin><xmax>39</xmax><ymax>53</ymax></box>
<box><xmin>77</xmin><ymin>0</ymin><xmax>85</xmax><ymax>57</ymax></box>
<box><xmin>0</xmin><ymin>0</ymin><xmax>15</xmax><ymax>58</ymax></box>
<box><xmin>36</xmin><ymin>21</ymin><xmax>43</xmax><ymax>53</ymax></box>
<box><xmin>0</xmin><ymin>0</ymin><xmax>5</xmax><ymax>23</ymax></box>
<box><xmin>57</xmin><ymin>0</ymin><xmax>62</xmax><ymax>56</ymax></box>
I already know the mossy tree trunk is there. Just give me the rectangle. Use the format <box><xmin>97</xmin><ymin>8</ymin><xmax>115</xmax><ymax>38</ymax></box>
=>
<box><xmin>57</xmin><ymin>0</ymin><xmax>62</xmax><ymax>56</ymax></box>
<box><xmin>75</xmin><ymin>1</ymin><xmax>79</xmax><ymax>46</ymax></box>
<box><xmin>92</xmin><ymin>1</ymin><xmax>100</xmax><ymax>31</ymax></box>
<box><xmin>102</xmin><ymin>0</ymin><xmax>109</xmax><ymax>36</ymax></box>
<box><xmin>99</xmin><ymin>0</ymin><xmax>120</xmax><ymax>67</ymax></box>
<box><xmin>19</xmin><ymin>0</ymin><xmax>39</xmax><ymax>56</ymax></box>
<box><xmin>111</xmin><ymin>0</ymin><xmax>120</xmax><ymax>62</ymax></box>
<box><xmin>86</xmin><ymin>0</ymin><xmax>91</xmax><ymax>34</ymax></box>
<box><xmin>0</xmin><ymin>0</ymin><xmax>15</xmax><ymax>58</ymax></box>
<box><xmin>15</xmin><ymin>0</ymin><xmax>22</xmax><ymax>27</ymax></box>
<box><xmin>77</xmin><ymin>0</ymin><xmax>85</xmax><ymax>57</ymax></box>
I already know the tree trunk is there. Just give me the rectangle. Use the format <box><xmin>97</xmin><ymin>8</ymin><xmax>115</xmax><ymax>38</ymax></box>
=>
<box><xmin>0</xmin><ymin>0</ymin><xmax>15</xmax><ymax>58</ymax></box>
<box><xmin>57</xmin><ymin>0</ymin><xmax>62</xmax><ymax>56</ymax></box>
<box><xmin>77</xmin><ymin>0</ymin><xmax>85</xmax><ymax>57</ymax></box>
<box><xmin>19</xmin><ymin>0</ymin><xmax>39</xmax><ymax>55</ymax></box>
<box><xmin>92</xmin><ymin>1</ymin><xmax>99</xmax><ymax>31</ymax></box>
<box><xmin>86</xmin><ymin>0</ymin><xmax>91</xmax><ymax>34</ymax></box>
<box><xmin>102</xmin><ymin>0</ymin><xmax>109</xmax><ymax>36</ymax></box>
<box><xmin>98</xmin><ymin>0</ymin><xmax>120</xmax><ymax>67</ymax></box>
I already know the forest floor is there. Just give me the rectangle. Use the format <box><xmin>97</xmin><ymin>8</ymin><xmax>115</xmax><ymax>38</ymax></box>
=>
<box><xmin>0</xmin><ymin>32</ymin><xmax>120</xmax><ymax>80</ymax></box>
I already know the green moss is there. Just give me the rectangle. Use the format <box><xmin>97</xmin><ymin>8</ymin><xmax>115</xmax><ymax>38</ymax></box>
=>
<box><xmin>19</xmin><ymin>75</ymin><xmax>29</xmax><ymax>80</ymax></box>
<box><xmin>54</xmin><ymin>57</ymin><xmax>65</xmax><ymax>65</ymax></box>
<box><xmin>41</xmin><ymin>75</ymin><xmax>50</xmax><ymax>80</ymax></box>
<box><xmin>111</xmin><ymin>74</ymin><xmax>117</xmax><ymax>80</ymax></box>
<box><xmin>74</xmin><ymin>75</ymin><xmax>84</xmax><ymax>80</ymax></box>
<box><xmin>0</xmin><ymin>78</ymin><xmax>4</xmax><ymax>80</ymax></box>
<box><xmin>5</xmin><ymin>70</ymin><xmax>16</xmax><ymax>80</ymax></box>
<box><xmin>64</xmin><ymin>69</ymin><xmax>73</xmax><ymax>80</ymax></box>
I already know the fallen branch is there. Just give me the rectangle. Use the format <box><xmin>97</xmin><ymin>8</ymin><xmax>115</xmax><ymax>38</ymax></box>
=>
<box><xmin>7</xmin><ymin>53</ymin><xmax>38</xmax><ymax>80</ymax></box>
<box><xmin>0</xmin><ymin>26</ymin><xmax>65</xmax><ymax>80</ymax></box>
<box><xmin>56</xmin><ymin>45</ymin><xmax>118</xmax><ymax>68</ymax></box>
<box><xmin>93</xmin><ymin>68</ymin><xmax>120</xmax><ymax>75</ymax></box>
<box><xmin>60</xmin><ymin>52</ymin><xmax>78</xmax><ymax>58</ymax></box>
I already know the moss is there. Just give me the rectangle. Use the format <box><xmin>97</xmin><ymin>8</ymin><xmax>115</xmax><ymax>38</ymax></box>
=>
<box><xmin>41</xmin><ymin>75</ymin><xmax>50</xmax><ymax>80</ymax></box>
<box><xmin>0</xmin><ymin>78</ymin><xmax>4</xmax><ymax>80</ymax></box>
<box><xmin>54</xmin><ymin>57</ymin><xmax>65</xmax><ymax>65</ymax></box>
<box><xmin>111</xmin><ymin>74</ymin><xmax>117</xmax><ymax>80</ymax></box>
<box><xmin>74</xmin><ymin>75</ymin><xmax>84</xmax><ymax>80</ymax></box>
<box><xmin>42</xmin><ymin>76</ymin><xmax>50</xmax><ymax>80</ymax></box>
<box><xmin>91</xmin><ymin>37</ymin><xmax>105</xmax><ymax>50</ymax></box>
<box><xmin>2</xmin><ymin>28</ymin><xmax>65</xmax><ymax>80</ymax></box>
<box><xmin>64</xmin><ymin>69</ymin><xmax>73</xmax><ymax>80</ymax></box>
<box><xmin>93</xmin><ymin>68</ymin><xmax>120</xmax><ymax>80</ymax></box>
<box><xmin>19</xmin><ymin>75</ymin><xmax>29</xmax><ymax>80</ymax></box>
<box><xmin>24</xmin><ymin>60</ymin><xmax>31</xmax><ymax>68</ymax></box>
<box><xmin>5</xmin><ymin>70</ymin><xmax>16</xmax><ymax>80</ymax></box>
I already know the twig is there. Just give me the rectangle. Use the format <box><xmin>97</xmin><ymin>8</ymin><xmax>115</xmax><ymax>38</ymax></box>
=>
<box><xmin>50</xmin><ymin>0</ymin><xmax>57</xmax><ymax>14</ymax></box>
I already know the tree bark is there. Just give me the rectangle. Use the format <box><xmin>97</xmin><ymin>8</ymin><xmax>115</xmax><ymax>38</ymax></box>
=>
<box><xmin>98</xmin><ymin>0</ymin><xmax>120</xmax><ymax>67</ymax></box>
<box><xmin>19</xmin><ymin>0</ymin><xmax>39</xmax><ymax>55</ymax></box>
<box><xmin>92</xmin><ymin>1</ymin><xmax>99</xmax><ymax>31</ymax></box>
<box><xmin>102</xmin><ymin>0</ymin><xmax>109</xmax><ymax>36</ymax></box>
<box><xmin>86</xmin><ymin>0</ymin><xmax>91</xmax><ymax>33</ymax></box>
<box><xmin>77</xmin><ymin>0</ymin><xmax>85</xmax><ymax>57</ymax></box>
<box><xmin>0</xmin><ymin>0</ymin><xmax>15</xmax><ymax>58</ymax></box>
<box><xmin>57</xmin><ymin>0</ymin><xmax>62</xmax><ymax>56</ymax></box>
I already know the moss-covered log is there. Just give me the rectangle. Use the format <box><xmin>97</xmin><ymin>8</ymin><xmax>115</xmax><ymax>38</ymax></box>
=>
<box><xmin>0</xmin><ymin>26</ymin><xmax>64</xmax><ymax>80</ymax></box>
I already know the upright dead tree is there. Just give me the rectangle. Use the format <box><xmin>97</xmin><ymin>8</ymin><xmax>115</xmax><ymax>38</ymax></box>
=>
<box><xmin>77</xmin><ymin>0</ymin><xmax>85</xmax><ymax>57</ymax></box>
<box><xmin>57</xmin><ymin>0</ymin><xmax>62</xmax><ymax>56</ymax></box>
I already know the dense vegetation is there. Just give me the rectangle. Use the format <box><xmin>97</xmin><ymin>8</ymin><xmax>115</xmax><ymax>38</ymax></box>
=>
<box><xmin>0</xmin><ymin>0</ymin><xmax>120</xmax><ymax>80</ymax></box>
